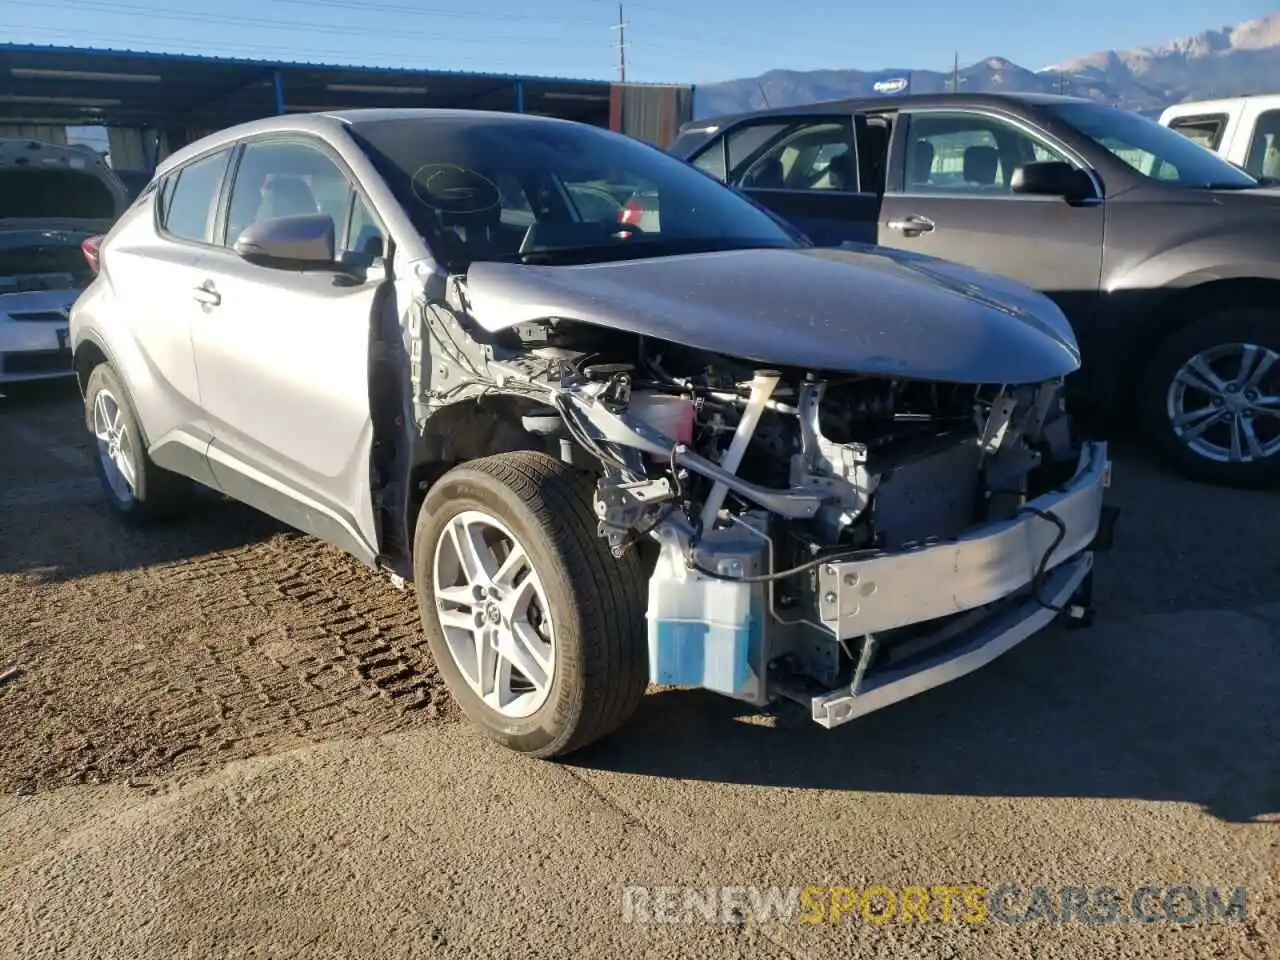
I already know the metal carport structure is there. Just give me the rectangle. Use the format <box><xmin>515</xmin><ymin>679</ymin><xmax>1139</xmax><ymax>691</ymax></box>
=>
<box><xmin>0</xmin><ymin>44</ymin><xmax>693</xmax><ymax>169</ymax></box>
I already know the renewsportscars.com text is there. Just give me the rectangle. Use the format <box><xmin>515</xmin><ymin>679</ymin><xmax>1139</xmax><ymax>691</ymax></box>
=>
<box><xmin>621</xmin><ymin>884</ymin><xmax>1248</xmax><ymax>926</ymax></box>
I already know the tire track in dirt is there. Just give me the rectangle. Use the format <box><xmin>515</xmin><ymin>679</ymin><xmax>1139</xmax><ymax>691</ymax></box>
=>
<box><xmin>1</xmin><ymin>393</ymin><xmax>456</xmax><ymax>795</ymax></box>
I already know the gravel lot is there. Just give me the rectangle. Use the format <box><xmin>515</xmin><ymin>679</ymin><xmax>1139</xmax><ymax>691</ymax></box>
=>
<box><xmin>0</xmin><ymin>381</ymin><xmax>455</xmax><ymax>797</ymax></box>
<box><xmin>1</xmin><ymin>379</ymin><xmax>1277</xmax><ymax>959</ymax></box>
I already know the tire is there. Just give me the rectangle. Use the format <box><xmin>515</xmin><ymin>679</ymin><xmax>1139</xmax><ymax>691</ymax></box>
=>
<box><xmin>412</xmin><ymin>451</ymin><xmax>649</xmax><ymax>759</ymax></box>
<box><xmin>84</xmin><ymin>363</ymin><xmax>193</xmax><ymax>523</ymax></box>
<box><xmin>1138</xmin><ymin>308</ymin><xmax>1280</xmax><ymax>488</ymax></box>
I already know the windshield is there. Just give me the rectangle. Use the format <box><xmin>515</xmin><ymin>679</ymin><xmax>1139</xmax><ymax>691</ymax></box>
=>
<box><xmin>349</xmin><ymin>116</ymin><xmax>799</xmax><ymax>269</ymax></box>
<box><xmin>1048</xmin><ymin>101</ymin><xmax>1259</xmax><ymax>189</ymax></box>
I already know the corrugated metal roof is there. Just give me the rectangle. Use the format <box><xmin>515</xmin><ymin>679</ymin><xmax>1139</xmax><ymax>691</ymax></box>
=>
<box><xmin>0</xmin><ymin>42</ymin><xmax>689</xmax><ymax>88</ymax></box>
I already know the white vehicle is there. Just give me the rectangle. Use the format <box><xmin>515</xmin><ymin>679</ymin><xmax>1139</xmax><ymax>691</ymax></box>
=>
<box><xmin>1159</xmin><ymin>94</ymin><xmax>1280</xmax><ymax>180</ymax></box>
<box><xmin>0</xmin><ymin>137</ymin><xmax>128</xmax><ymax>386</ymax></box>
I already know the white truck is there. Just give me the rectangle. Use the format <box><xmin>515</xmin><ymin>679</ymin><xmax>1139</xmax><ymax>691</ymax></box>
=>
<box><xmin>1158</xmin><ymin>94</ymin><xmax>1280</xmax><ymax>181</ymax></box>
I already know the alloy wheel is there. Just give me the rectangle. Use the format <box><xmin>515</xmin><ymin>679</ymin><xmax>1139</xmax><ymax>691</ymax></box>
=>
<box><xmin>92</xmin><ymin>387</ymin><xmax>137</xmax><ymax>503</ymax></box>
<box><xmin>431</xmin><ymin>509</ymin><xmax>557</xmax><ymax>719</ymax></box>
<box><xmin>1166</xmin><ymin>341</ymin><xmax>1280</xmax><ymax>464</ymax></box>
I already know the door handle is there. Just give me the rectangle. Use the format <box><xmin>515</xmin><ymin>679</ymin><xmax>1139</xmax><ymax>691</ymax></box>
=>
<box><xmin>886</xmin><ymin>215</ymin><xmax>935</xmax><ymax>237</ymax></box>
<box><xmin>192</xmin><ymin>282</ymin><xmax>221</xmax><ymax>307</ymax></box>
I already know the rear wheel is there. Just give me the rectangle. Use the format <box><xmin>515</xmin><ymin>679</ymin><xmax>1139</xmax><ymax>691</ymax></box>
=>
<box><xmin>412</xmin><ymin>451</ymin><xmax>649</xmax><ymax>758</ymax></box>
<box><xmin>84</xmin><ymin>363</ymin><xmax>193</xmax><ymax>522</ymax></box>
<box><xmin>1139</xmin><ymin>308</ymin><xmax>1280</xmax><ymax>488</ymax></box>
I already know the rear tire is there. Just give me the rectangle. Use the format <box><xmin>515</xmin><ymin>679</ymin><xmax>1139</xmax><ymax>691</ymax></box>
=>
<box><xmin>413</xmin><ymin>451</ymin><xmax>650</xmax><ymax>759</ymax></box>
<box><xmin>1138</xmin><ymin>308</ymin><xmax>1280</xmax><ymax>488</ymax></box>
<box><xmin>84</xmin><ymin>363</ymin><xmax>193</xmax><ymax>523</ymax></box>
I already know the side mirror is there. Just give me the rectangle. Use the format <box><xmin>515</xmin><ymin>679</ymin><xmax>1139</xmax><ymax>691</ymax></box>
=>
<box><xmin>233</xmin><ymin>214</ymin><xmax>337</xmax><ymax>270</ymax></box>
<box><xmin>1010</xmin><ymin>161</ymin><xmax>1094</xmax><ymax>201</ymax></box>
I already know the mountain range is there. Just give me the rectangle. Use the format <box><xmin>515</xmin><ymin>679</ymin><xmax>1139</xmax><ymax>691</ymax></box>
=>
<box><xmin>692</xmin><ymin>13</ymin><xmax>1280</xmax><ymax>119</ymax></box>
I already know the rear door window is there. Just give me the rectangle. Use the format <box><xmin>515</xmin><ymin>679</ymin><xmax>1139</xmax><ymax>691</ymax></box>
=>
<box><xmin>162</xmin><ymin>149</ymin><xmax>232</xmax><ymax>244</ymax></box>
<box><xmin>725</xmin><ymin>119</ymin><xmax>857</xmax><ymax>191</ymax></box>
<box><xmin>1167</xmin><ymin>114</ymin><xmax>1228</xmax><ymax>152</ymax></box>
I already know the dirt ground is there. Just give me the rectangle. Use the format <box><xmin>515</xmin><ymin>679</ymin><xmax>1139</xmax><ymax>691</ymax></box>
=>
<box><xmin>0</xmin><ymin>381</ymin><xmax>456</xmax><ymax>797</ymax></box>
<box><xmin>3</xmin><ymin>380</ymin><xmax>1280</xmax><ymax>801</ymax></box>
<box><xmin>1</xmin><ymin>379</ymin><xmax>1278</xmax><ymax>960</ymax></box>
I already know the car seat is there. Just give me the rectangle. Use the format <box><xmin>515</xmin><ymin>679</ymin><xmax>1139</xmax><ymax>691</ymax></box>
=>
<box><xmin>261</xmin><ymin>176</ymin><xmax>320</xmax><ymax>218</ymax></box>
<box><xmin>744</xmin><ymin>156</ymin><xmax>785</xmax><ymax>189</ymax></box>
<box><xmin>962</xmin><ymin>145</ymin><xmax>1000</xmax><ymax>187</ymax></box>
<box><xmin>912</xmin><ymin>140</ymin><xmax>935</xmax><ymax>186</ymax></box>
<box><xmin>825</xmin><ymin>151</ymin><xmax>857</xmax><ymax>191</ymax></box>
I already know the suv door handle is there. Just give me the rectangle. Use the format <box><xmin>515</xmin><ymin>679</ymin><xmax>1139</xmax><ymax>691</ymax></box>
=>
<box><xmin>192</xmin><ymin>282</ymin><xmax>221</xmax><ymax>307</ymax></box>
<box><xmin>886</xmin><ymin>215</ymin><xmax>935</xmax><ymax>237</ymax></box>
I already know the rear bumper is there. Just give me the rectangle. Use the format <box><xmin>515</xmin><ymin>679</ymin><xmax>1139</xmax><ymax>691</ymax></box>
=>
<box><xmin>1</xmin><ymin>303</ymin><xmax>74</xmax><ymax>384</ymax></box>
<box><xmin>799</xmin><ymin>441</ymin><xmax>1111</xmax><ymax>727</ymax></box>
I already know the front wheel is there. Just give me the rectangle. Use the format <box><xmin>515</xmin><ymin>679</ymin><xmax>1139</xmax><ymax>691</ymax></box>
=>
<box><xmin>1138</xmin><ymin>308</ymin><xmax>1280</xmax><ymax>488</ymax></box>
<box><xmin>412</xmin><ymin>451</ymin><xmax>649</xmax><ymax>758</ymax></box>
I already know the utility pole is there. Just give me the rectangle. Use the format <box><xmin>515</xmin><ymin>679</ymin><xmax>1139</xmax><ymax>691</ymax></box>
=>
<box><xmin>951</xmin><ymin>50</ymin><xmax>959</xmax><ymax>93</ymax></box>
<box><xmin>613</xmin><ymin>2</ymin><xmax>628</xmax><ymax>83</ymax></box>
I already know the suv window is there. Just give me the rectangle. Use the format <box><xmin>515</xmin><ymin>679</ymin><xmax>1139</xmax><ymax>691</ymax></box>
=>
<box><xmin>1167</xmin><ymin>113</ymin><xmax>1228</xmax><ymax>152</ymax></box>
<box><xmin>1244</xmin><ymin>110</ymin><xmax>1280</xmax><ymax>180</ymax></box>
<box><xmin>725</xmin><ymin>122</ymin><xmax>791</xmax><ymax>178</ymax></box>
<box><xmin>692</xmin><ymin>143</ymin><xmax>727</xmax><ymax>181</ymax></box>
<box><xmin>729</xmin><ymin>120</ymin><xmax>857</xmax><ymax>191</ymax></box>
<box><xmin>223</xmin><ymin>139</ymin><xmax>384</xmax><ymax>262</ymax></box>
<box><xmin>899</xmin><ymin>112</ymin><xmax>1071</xmax><ymax>193</ymax></box>
<box><xmin>162</xmin><ymin>149</ymin><xmax>231</xmax><ymax>243</ymax></box>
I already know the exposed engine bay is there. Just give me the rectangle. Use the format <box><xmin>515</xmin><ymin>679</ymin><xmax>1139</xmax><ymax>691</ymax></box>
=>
<box><xmin>412</xmin><ymin>278</ymin><xmax>1114</xmax><ymax>726</ymax></box>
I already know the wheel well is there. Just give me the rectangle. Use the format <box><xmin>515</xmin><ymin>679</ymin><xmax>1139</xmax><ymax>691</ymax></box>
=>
<box><xmin>72</xmin><ymin>340</ymin><xmax>108</xmax><ymax>397</ymax></box>
<box><xmin>1115</xmin><ymin>277</ymin><xmax>1280</xmax><ymax>407</ymax></box>
<box><xmin>402</xmin><ymin>398</ymin><xmax>549</xmax><ymax>566</ymax></box>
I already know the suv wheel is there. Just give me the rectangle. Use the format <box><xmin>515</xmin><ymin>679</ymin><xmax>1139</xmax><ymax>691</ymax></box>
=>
<box><xmin>84</xmin><ymin>363</ymin><xmax>192</xmax><ymax>522</ymax></box>
<box><xmin>1139</xmin><ymin>308</ymin><xmax>1280</xmax><ymax>487</ymax></box>
<box><xmin>412</xmin><ymin>451</ymin><xmax>649</xmax><ymax>758</ymax></box>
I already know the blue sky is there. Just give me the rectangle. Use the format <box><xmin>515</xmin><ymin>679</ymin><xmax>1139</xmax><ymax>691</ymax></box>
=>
<box><xmin>2</xmin><ymin>0</ymin><xmax>1275</xmax><ymax>84</ymax></box>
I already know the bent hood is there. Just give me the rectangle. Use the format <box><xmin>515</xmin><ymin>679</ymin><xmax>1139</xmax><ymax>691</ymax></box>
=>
<box><xmin>464</xmin><ymin>245</ymin><xmax>1080</xmax><ymax>384</ymax></box>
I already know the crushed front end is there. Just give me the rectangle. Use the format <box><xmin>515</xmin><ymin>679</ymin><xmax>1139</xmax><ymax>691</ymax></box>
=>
<box><xmin>415</xmin><ymin>273</ymin><xmax>1116</xmax><ymax>727</ymax></box>
<box><xmin>567</xmin><ymin>357</ymin><xmax>1115</xmax><ymax>727</ymax></box>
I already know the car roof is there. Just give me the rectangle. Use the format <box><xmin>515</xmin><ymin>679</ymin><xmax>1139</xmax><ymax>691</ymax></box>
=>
<box><xmin>156</xmin><ymin>108</ymin><xmax>580</xmax><ymax>176</ymax></box>
<box><xmin>681</xmin><ymin>91</ymin><xmax>1096</xmax><ymax>133</ymax></box>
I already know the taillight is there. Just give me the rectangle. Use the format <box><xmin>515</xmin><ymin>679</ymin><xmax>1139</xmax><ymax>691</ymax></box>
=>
<box><xmin>82</xmin><ymin>234</ymin><xmax>103</xmax><ymax>274</ymax></box>
<box><xmin>618</xmin><ymin>200</ymin><xmax>645</xmax><ymax>225</ymax></box>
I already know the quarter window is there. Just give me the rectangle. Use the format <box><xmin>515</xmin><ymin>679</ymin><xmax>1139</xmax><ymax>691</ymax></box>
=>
<box><xmin>163</xmin><ymin>149</ymin><xmax>232</xmax><ymax>243</ymax></box>
<box><xmin>899</xmin><ymin>112</ymin><xmax>1072</xmax><ymax>193</ymax></box>
<box><xmin>691</xmin><ymin>142</ymin><xmax>727</xmax><ymax>181</ymax></box>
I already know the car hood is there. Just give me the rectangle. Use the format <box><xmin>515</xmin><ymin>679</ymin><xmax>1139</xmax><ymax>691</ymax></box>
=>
<box><xmin>463</xmin><ymin>245</ymin><xmax>1080</xmax><ymax>384</ymax></box>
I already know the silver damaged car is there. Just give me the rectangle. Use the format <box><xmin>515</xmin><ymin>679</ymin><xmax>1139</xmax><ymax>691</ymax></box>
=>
<box><xmin>70</xmin><ymin>109</ymin><xmax>1116</xmax><ymax>758</ymax></box>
